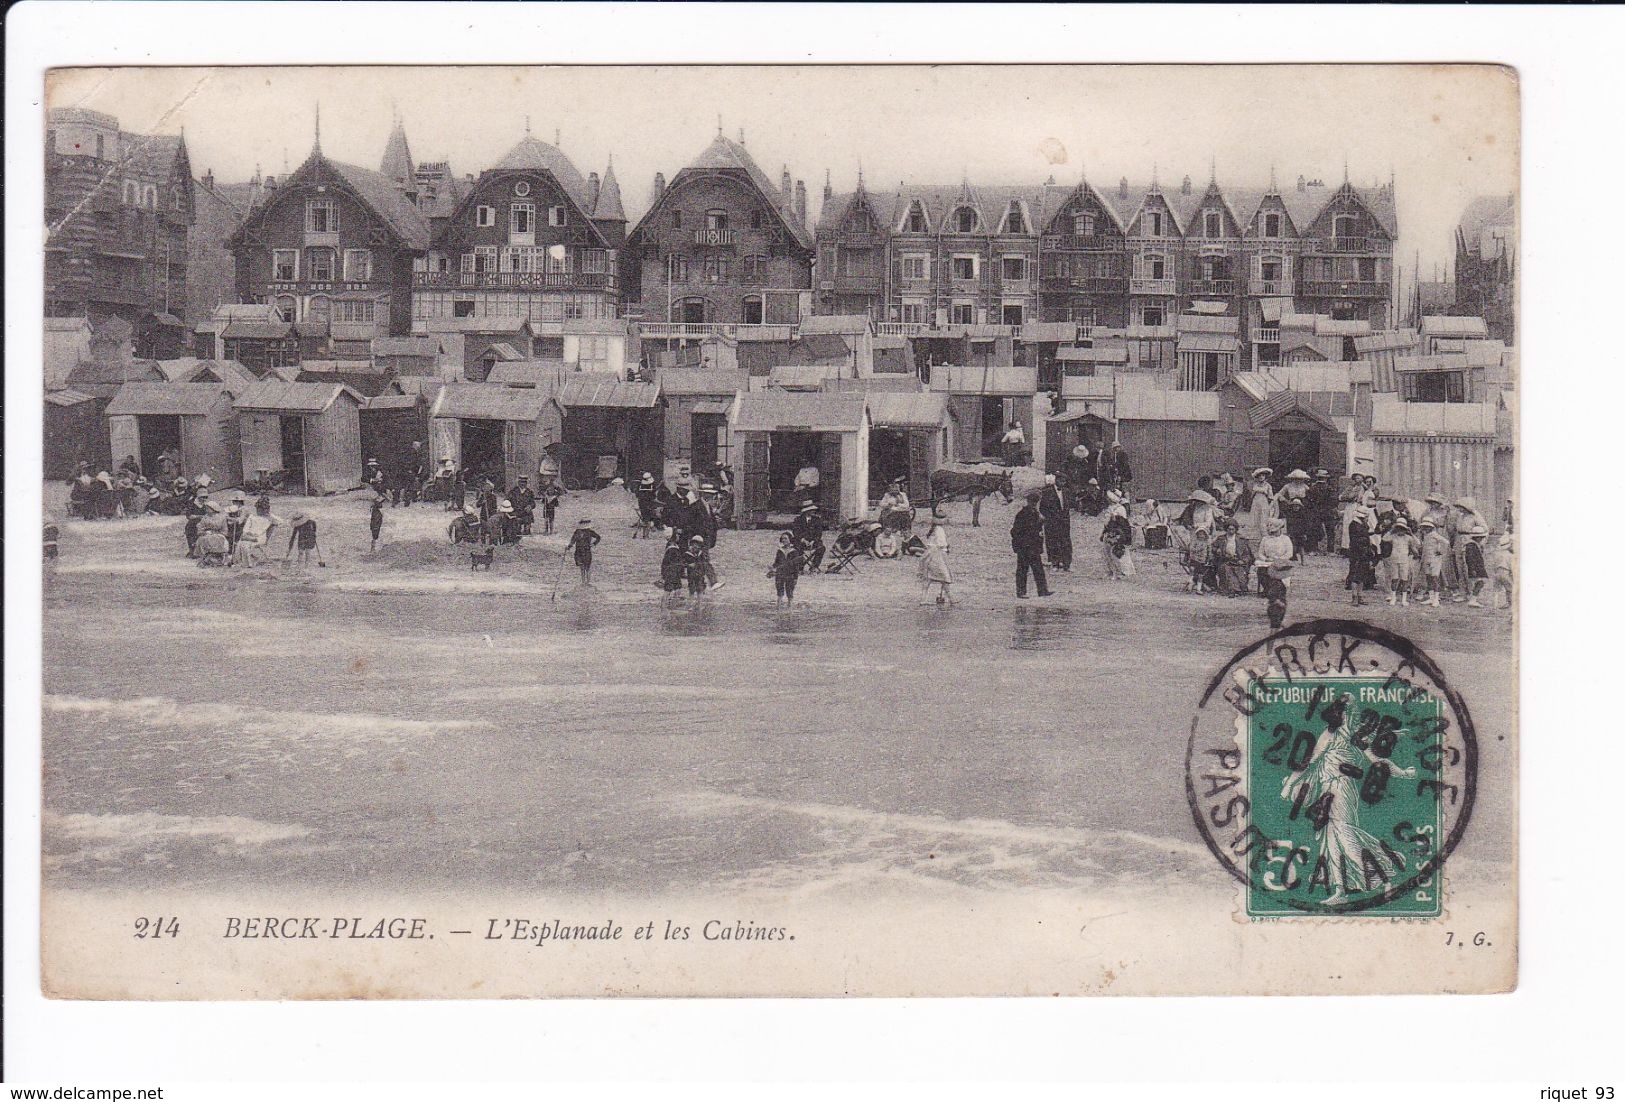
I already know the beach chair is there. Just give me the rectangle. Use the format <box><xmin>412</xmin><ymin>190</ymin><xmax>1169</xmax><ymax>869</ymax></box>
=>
<box><xmin>823</xmin><ymin>540</ymin><xmax>864</xmax><ymax>576</ymax></box>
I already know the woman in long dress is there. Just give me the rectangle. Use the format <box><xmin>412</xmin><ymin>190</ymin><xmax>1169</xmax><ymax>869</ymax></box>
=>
<box><xmin>919</xmin><ymin>515</ymin><xmax>953</xmax><ymax>605</ymax></box>
<box><xmin>1279</xmin><ymin>695</ymin><xmax>1417</xmax><ymax>905</ymax></box>
<box><xmin>1100</xmin><ymin>491</ymin><xmax>1135</xmax><ymax>579</ymax></box>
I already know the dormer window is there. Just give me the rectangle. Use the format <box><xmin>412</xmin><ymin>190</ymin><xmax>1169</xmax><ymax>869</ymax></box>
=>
<box><xmin>1264</xmin><ymin>213</ymin><xmax>1281</xmax><ymax>238</ymax></box>
<box><xmin>954</xmin><ymin>207</ymin><xmax>976</xmax><ymax>233</ymax></box>
<box><xmin>548</xmin><ymin>205</ymin><xmax>567</xmax><ymax>227</ymax></box>
<box><xmin>1146</xmin><ymin>210</ymin><xmax>1164</xmax><ymax>237</ymax></box>
<box><xmin>122</xmin><ymin>180</ymin><xmax>140</xmax><ymax>205</ymax></box>
<box><xmin>905</xmin><ymin>202</ymin><xmax>927</xmax><ymax>233</ymax></box>
<box><xmin>1204</xmin><ymin>211</ymin><xmax>1222</xmax><ymax>237</ymax></box>
<box><xmin>751</xmin><ymin>210</ymin><xmax>763</xmax><ymax>230</ymax></box>
<box><xmin>475</xmin><ymin>205</ymin><xmax>495</xmax><ymax>228</ymax></box>
<box><xmin>672</xmin><ymin>210</ymin><xmax>684</xmax><ymax>229</ymax></box>
<box><xmin>1005</xmin><ymin>202</ymin><xmax>1025</xmax><ymax>234</ymax></box>
<box><xmin>1335</xmin><ymin>215</ymin><xmax>1359</xmax><ymax>240</ymax></box>
<box><xmin>1074</xmin><ymin>213</ymin><xmax>1096</xmax><ymax>237</ymax></box>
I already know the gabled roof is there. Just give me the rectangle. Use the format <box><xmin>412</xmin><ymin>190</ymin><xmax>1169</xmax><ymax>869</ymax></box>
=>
<box><xmin>230</xmin><ymin>153</ymin><xmax>431</xmax><ymax>252</ymax></box>
<box><xmin>380</xmin><ymin>122</ymin><xmax>414</xmax><ymax>185</ymax></box>
<box><xmin>479</xmin><ymin>342</ymin><xmax>526</xmax><ymax>363</ymax></box>
<box><xmin>1056</xmin><ymin>346</ymin><xmax>1129</xmax><ymax>364</ymax></box>
<box><xmin>1392</xmin><ymin>355</ymin><xmax>1471</xmax><ymax>375</ymax></box>
<box><xmin>646</xmin><ymin>133</ymin><xmax>813</xmax><ymax>251</ymax></box>
<box><xmin>1177</xmin><ymin>313</ymin><xmax>1240</xmax><ymax>335</ymax></box>
<box><xmin>372</xmin><ymin>336</ymin><xmax>442</xmax><ymax>358</ymax></box>
<box><xmin>364</xmin><ymin>393</ymin><xmax>421</xmax><ymax>411</ymax></box>
<box><xmin>865</xmin><ymin>390</ymin><xmax>949</xmax><ymax>429</ymax></box>
<box><xmin>1421</xmin><ymin>315</ymin><xmax>1490</xmax><ymax>339</ymax></box>
<box><xmin>734</xmin><ymin>393</ymin><xmax>867</xmax><ymax>433</ymax></box>
<box><xmin>154</xmin><ymin>357</ymin><xmax>257</xmax><ymax>390</ymax></box>
<box><xmin>658</xmin><ymin>368</ymin><xmax>749</xmax><ymax>396</ymax></box>
<box><xmin>594</xmin><ymin>161</ymin><xmax>625</xmax><ymax>221</ymax></box>
<box><xmin>233</xmin><ymin>379</ymin><xmax>364</xmax><ymax>413</ymax></box>
<box><xmin>928</xmin><ymin>364</ymin><xmax>1038</xmax><ymax>396</ymax></box>
<box><xmin>295</xmin><ymin>369</ymin><xmax>393</xmax><ymax>398</ymax></box>
<box><xmin>487</xmin><ymin>360</ymin><xmax>566</xmax><ymax>388</ymax></box>
<box><xmin>1060</xmin><ymin>375</ymin><xmax>1116</xmax><ymax>401</ymax></box>
<box><xmin>388</xmin><ymin>376</ymin><xmax>446</xmax><ymax>400</ymax></box>
<box><xmin>1354</xmin><ymin>329</ymin><xmax>1419</xmax><ymax>354</ymax></box>
<box><xmin>1226</xmin><ymin>371</ymin><xmax>1288</xmax><ymax>403</ymax></box>
<box><xmin>822</xmin><ymin>374</ymin><xmax>923</xmax><ymax>394</ymax></box>
<box><xmin>768</xmin><ymin>365</ymin><xmax>840</xmax><ymax>391</ymax></box>
<box><xmin>431</xmin><ymin>382</ymin><xmax>556</xmax><ymax>422</ymax></box>
<box><xmin>45</xmin><ymin>388</ymin><xmax>98</xmax><ymax>407</ymax></box>
<box><xmin>1248</xmin><ymin>390</ymin><xmax>1343</xmax><ymax>432</ymax></box>
<box><xmin>419</xmin><ymin>315</ymin><xmax>534</xmax><ymax>335</ymax></box>
<box><xmin>1458</xmin><ymin>194</ymin><xmax>1515</xmax><ymax>248</ymax></box>
<box><xmin>66</xmin><ymin>358</ymin><xmax>164</xmax><ymax>386</ymax></box>
<box><xmin>106</xmin><ymin>381</ymin><xmax>229</xmax><ymax>417</ymax></box>
<box><xmin>557</xmin><ymin>374</ymin><xmax>659</xmax><ymax>409</ymax></box>
<box><xmin>1177</xmin><ymin>333</ymin><xmax>1240</xmax><ymax>354</ymax></box>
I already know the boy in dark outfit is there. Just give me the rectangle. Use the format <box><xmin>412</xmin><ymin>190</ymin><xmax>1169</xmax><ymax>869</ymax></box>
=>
<box><xmin>566</xmin><ymin>518</ymin><xmax>601</xmax><ymax>586</ymax></box>
<box><xmin>684</xmin><ymin>535</ymin><xmax>712</xmax><ymax>596</ymax></box>
<box><xmin>769</xmin><ymin>532</ymin><xmax>806</xmax><ymax>607</ymax></box>
<box><xmin>369</xmin><ymin>494</ymin><xmax>384</xmax><ymax>551</ymax></box>
<box><xmin>659</xmin><ymin>532</ymin><xmax>687</xmax><ymax>595</ymax></box>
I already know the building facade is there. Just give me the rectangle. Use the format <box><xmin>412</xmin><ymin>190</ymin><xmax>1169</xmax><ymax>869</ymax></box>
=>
<box><xmin>626</xmin><ymin>132</ymin><xmax>814</xmax><ymax>326</ymax></box>
<box><xmin>228</xmin><ymin>131</ymin><xmax>430</xmax><ymax>342</ymax></box>
<box><xmin>45</xmin><ymin>108</ymin><xmax>194</xmax><ymax>358</ymax></box>
<box><xmin>1453</xmin><ymin>193</ymin><xmax>1515</xmax><ymax>345</ymax></box>
<box><xmin>412</xmin><ymin>131</ymin><xmax>623</xmax><ymax>331</ymax></box>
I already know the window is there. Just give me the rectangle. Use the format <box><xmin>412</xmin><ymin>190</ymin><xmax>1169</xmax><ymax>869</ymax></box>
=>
<box><xmin>1204</xmin><ymin>211</ymin><xmax>1222</xmax><ymax>237</ymax></box>
<box><xmin>954</xmin><ymin>207</ymin><xmax>977</xmax><ymax>233</ymax></box>
<box><xmin>901</xmin><ymin>254</ymin><xmax>929</xmax><ymax>281</ymax></box>
<box><xmin>274</xmin><ymin>295</ymin><xmax>297</xmax><ymax>322</ymax></box>
<box><xmin>453</xmin><ymin>299</ymin><xmax>476</xmax><ymax>318</ymax></box>
<box><xmin>307</xmin><ymin>248</ymin><xmax>335</xmax><ymax>281</ymax></box>
<box><xmin>273</xmin><ymin>249</ymin><xmax>298</xmax><ymax>281</ymax></box>
<box><xmin>1264</xmin><ymin>213</ymin><xmax>1281</xmax><ymax>238</ymax></box>
<box><xmin>706</xmin><ymin>209</ymin><xmax>729</xmax><ymax>231</ymax></box>
<box><xmin>1005</xmin><ymin>203</ymin><xmax>1025</xmax><ymax>234</ymax></box>
<box><xmin>334</xmin><ymin>299</ymin><xmax>376</xmax><ymax>323</ymax></box>
<box><xmin>1261</xmin><ymin>258</ymin><xmax>1282</xmax><ymax>281</ymax></box>
<box><xmin>750</xmin><ymin>210</ymin><xmax>763</xmax><ymax>230</ymax></box>
<box><xmin>950</xmin><ymin>302</ymin><xmax>976</xmax><ymax>325</ymax></box>
<box><xmin>1146</xmin><ymin>255</ymin><xmax>1166</xmax><ymax>280</ymax></box>
<box><xmin>1142</xmin><ymin>306</ymin><xmax>1165</xmax><ymax>327</ymax></box>
<box><xmin>429</xmin><ymin>252</ymin><xmax>450</xmax><ymax>273</ymax></box>
<box><xmin>670</xmin><ymin>255</ymin><xmax>689</xmax><ymax>281</ymax></box>
<box><xmin>900</xmin><ymin>301</ymin><xmax>926</xmax><ymax>324</ymax></box>
<box><xmin>306</xmin><ymin>198</ymin><xmax>338</xmax><ymax>234</ymax></box>
<box><xmin>1146</xmin><ymin>210</ymin><xmax>1164</xmax><ymax>237</ymax></box>
<box><xmin>144</xmin><ymin>185</ymin><xmax>158</xmax><ymax>208</ymax></box>
<box><xmin>510</xmin><ymin>201</ymin><xmax>534</xmax><ymax>235</ymax></box>
<box><xmin>1359</xmin><ymin>257</ymin><xmax>1378</xmax><ymax>282</ymax></box>
<box><xmin>743</xmin><ymin>255</ymin><xmax>768</xmax><ymax>281</ymax></box>
<box><xmin>306</xmin><ymin>295</ymin><xmax>331</xmax><ymax>323</ymax></box>
<box><xmin>703</xmin><ymin>255</ymin><xmax>730</xmax><ymax>283</ymax></box>
<box><xmin>905</xmin><ymin>202</ymin><xmax>927</xmax><ymax>233</ymax></box>
<box><xmin>741</xmin><ymin>296</ymin><xmax>763</xmax><ymax>324</ymax></box>
<box><xmin>343</xmin><ymin>249</ymin><xmax>372</xmax><ymax>281</ymax></box>
<box><xmin>1002</xmin><ymin>303</ymin><xmax>1025</xmax><ymax>326</ymax></box>
<box><xmin>545</xmin><ymin>248</ymin><xmax>573</xmax><ymax>274</ymax></box>
<box><xmin>122</xmin><ymin>180</ymin><xmax>139</xmax><ymax>205</ymax></box>
<box><xmin>1335</xmin><ymin>215</ymin><xmax>1358</xmax><ymax>239</ymax></box>
<box><xmin>475</xmin><ymin>205</ymin><xmax>496</xmax><ymax>228</ymax></box>
<box><xmin>502</xmin><ymin>246</ymin><xmax>542</xmax><ymax>273</ymax></box>
<box><xmin>582</xmin><ymin>250</ymin><xmax>607</xmax><ymax>274</ymax></box>
<box><xmin>95</xmin><ymin>134</ymin><xmax>104</xmax><ymax>158</ymax></box>
<box><xmin>1001</xmin><ymin>256</ymin><xmax>1027</xmax><ymax>282</ymax></box>
<box><xmin>1074</xmin><ymin>213</ymin><xmax>1096</xmax><ymax>237</ymax></box>
<box><xmin>548</xmin><ymin>205</ymin><xmax>567</xmax><ymax>227</ymax></box>
<box><xmin>951</xmin><ymin>255</ymin><xmax>977</xmax><ymax>281</ymax></box>
<box><xmin>671</xmin><ymin>210</ymin><xmax>684</xmax><ymax>229</ymax></box>
<box><xmin>172</xmin><ymin>190</ymin><xmax>184</xmax><ymax>211</ymax></box>
<box><xmin>844</xmin><ymin>249</ymin><xmax>870</xmax><ymax>276</ymax></box>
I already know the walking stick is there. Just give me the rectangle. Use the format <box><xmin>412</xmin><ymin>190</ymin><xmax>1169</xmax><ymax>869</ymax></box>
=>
<box><xmin>549</xmin><ymin>547</ymin><xmax>568</xmax><ymax>602</ymax></box>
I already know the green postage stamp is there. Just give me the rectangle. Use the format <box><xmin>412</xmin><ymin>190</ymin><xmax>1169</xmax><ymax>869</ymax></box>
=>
<box><xmin>1187</xmin><ymin>619</ymin><xmax>1477</xmax><ymax>918</ymax></box>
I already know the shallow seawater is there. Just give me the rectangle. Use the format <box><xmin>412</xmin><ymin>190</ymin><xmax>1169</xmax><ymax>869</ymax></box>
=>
<box><xmin>41</xmin><ymin>572</ymin><xmax>1516</xmax><ymax>897</ymax></box>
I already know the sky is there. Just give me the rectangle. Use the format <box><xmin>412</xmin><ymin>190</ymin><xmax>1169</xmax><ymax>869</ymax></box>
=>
<box><xmin>47</xmin><ymin>64</ymin><xmax>1517</xmax><ymax>281</ymax></box>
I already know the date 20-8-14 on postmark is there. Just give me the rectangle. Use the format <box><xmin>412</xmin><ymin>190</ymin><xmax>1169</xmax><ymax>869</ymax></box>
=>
<box><xmin>1187</xmin><ymin>619</ymin><xmax>1478</xmax><ymax>918</ymax></box>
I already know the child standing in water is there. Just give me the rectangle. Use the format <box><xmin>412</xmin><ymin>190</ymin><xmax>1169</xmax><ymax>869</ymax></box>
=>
<box><xmin>769</xmin><ymin>532</ymin><xmax>806</xmax><ymax>607</ymax></box>
<box><xmin>566</xmin><ymin>517</ymin><xmax>601</xmax><ymax>587</ymax></box>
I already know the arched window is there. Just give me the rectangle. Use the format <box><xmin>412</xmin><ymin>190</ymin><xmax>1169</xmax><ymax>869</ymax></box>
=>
<box><xmin>954</xmin><ymin>207</ymin><xmax>977</xmax><ymax>233</ymax></box>
<box><xmin>904</xmin><ymin>201</ymin><xmax>928</xmax><ymax>233</ymax></box>
<box><xmin>274</xmin><ymin>295</ymin><xmax>298</xmax><ymax>323</ymax></box>
<box><xmin>305</xmin><ymin>294</ymin><xmax>332</xmax><ymax>324</ymax></box>
<box><xmin>143</xmin><ymin>185</ymin><xmax>158</xmax><ymax>208</ymax></box>
<box><xmin>122</xmin><ymin>180</ymin><xmax>140</xmax><ymax>205</ymax></box>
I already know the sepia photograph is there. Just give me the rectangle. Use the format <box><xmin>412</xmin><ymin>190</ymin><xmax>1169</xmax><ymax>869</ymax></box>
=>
<box><xmin>29</xmin><ymin>61</ymin><xmax>1523</xmax><ymax>1002</ymax></box>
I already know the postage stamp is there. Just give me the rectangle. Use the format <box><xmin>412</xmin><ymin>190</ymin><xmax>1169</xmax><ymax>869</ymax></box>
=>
<box><xmin>1186</xmin><ymin>619</ymin><xmax>1477</xmax><ymax>918</ymax></box>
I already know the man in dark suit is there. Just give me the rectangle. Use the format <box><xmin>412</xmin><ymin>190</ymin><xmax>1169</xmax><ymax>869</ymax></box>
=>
<box><xmin>1011</xmin><ymin>490</ymin><xmax>1053</xmax><ymax>598</ymax></box>
<box><xmin>1038</xmin><ymin>474</ymin><xmax>1072</xmax><ymax>571</ymax></box>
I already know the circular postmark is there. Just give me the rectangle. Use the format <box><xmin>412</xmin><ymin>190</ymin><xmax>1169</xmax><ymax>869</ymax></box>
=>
<box><xmin>1186</xmin><ymin>619</ymin><xmax>1477</xmax><ymax>917</ymax></box>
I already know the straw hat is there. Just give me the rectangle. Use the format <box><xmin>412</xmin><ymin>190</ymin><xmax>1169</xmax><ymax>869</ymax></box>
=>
<box><xmin>1392</xmin><ymin>517</ymin><xmax>1411</xmax><ymax>531</ymax></box>
<box><xmin>700</xmin><ymin>482</ymin><xmax>716</xmax><ymax>493</ymax></box>
<box><xmin>1252</xmin><ymin>466</ymin><xmax>1273</xmax><ymax>479</ymax></box>
<box><xmin>639</xmin><ymin>472</ymin><xmax>656</xmax><ymax>486</ymax></box>
<box><xmin>689</xmin><ymin>534</ymin><xmax>705</xmax><ymax>544</ymax></box>
<box><xmin>1266</xmin><ymin>517</ymin><xmax>1287</xmax><ymax>534</ymax></box>
<box><xmin>1455</xmin><ymin>496</ymin><xmax>1478</xmax><ymax>512</ymax></box>
<box><xmin>577</xmin><ymin>517</ymin><xmax>592</xmax><ymax>526</ymax></box>
<box><xmin>497</xmin><ymin>499</ymin><xmax>514</xmax><ymax>514</ymax></box>
<box><xmin>1285</xmin><ymin>469</ymin><xmax>1309</xmax><ymax>482</ymax></box>
<box><xmin>1419</xmin><ymin>518</ymin><xmax>1436</xmax><ymax>529</ymax></box>
<box><xmin>1425</xmin><ymin>492</ymin><xmax>1445</xmax><ymax>505</ymax></box>
<box><xmin>800</xmin><ymin>501</ymin><xmax>818</xmax><ymax>513</ymax></box>
<box><xmin>287</xmin><ymin>511</ymin><xmax>308</xmax><ymax>526</ymax></box>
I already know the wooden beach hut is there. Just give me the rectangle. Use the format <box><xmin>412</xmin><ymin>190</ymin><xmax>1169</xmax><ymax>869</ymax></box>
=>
<box><xmin>105</xmin><ymin>381</ymin><xmax>241</xmax><ymax>486</ymax></box>
<box><xmin>233</xmin><ymin>379</ymin><xmax>366</xmax><ymax>494</ymax></box>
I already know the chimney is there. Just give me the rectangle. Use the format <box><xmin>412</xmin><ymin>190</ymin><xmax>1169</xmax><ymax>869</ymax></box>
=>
<box><xmin>1297</xmin><ymin>174</ymin><xmax>1306</xmax><ymax>192</ymax></box>
<box><xmin>264</xmin><ymin>175</ymin><xmax>278</xmax><ymax>192</ymax></box>
<box><xmin>822</xmin><ymin>170</ymin><xmax>832</xmax><ymax>203</ymax></box>
<box><xmin>1118</xmin><ymin>176</ymin><xmax>1128</xmax><ymax>199</ymax></box>
<box><xmin>1181</xmin><ymin>174</ymin><xmax>1191</xmax><ymax>195</ymax></box>
<box><xmin>588</xmin><ymin>171</ymin><xmax>601</xmax><ymax>212</ymax></box>
<box><xmin>794</xmin><ymin>180</ymin><xmax>807</xmax><ymax>225</ymax></box>
<box><xmin>653</xmin><ymin>171</ymin><xmax>666</xmax><ymax>198</ymax></box>
<box><xmin>780</xmin><ymin>165</ymin><xmax>792</xmax><ymax>199</ymax></box>
<box><xmin>202</xmin><ymin>168</ymin><xmax>215</xmax><ymax>190</ymax></box>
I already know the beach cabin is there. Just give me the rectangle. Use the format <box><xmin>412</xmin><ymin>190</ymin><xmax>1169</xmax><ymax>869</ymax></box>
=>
<box><xmin>44</xmin><ymin>389</ymin><xmax>108</xmax><ymax>479</ymax></box>
<box><xmin>928</xmin><ymin>364</ymin><xmax>1038</xmax><ymax>461</ymax></box>
<box><xmin>658</xmin><ymin>369</ymin><xmax>747</xmax><ymax>475</ymax></box>
<box><xmin>863</xmin><ymin>390</ymin><xmax>953</xmax><ymax>498</ymax></box>
<box><xmin>106</xmin><ymin>382</ymin><xmax>241</xmax><ymax>486</ymax></box>
<box><xmin>1175</xmin><ymin>314</ymin><xmax>1241</xmax><ymax>391</ymax></box>
<box><xmin>1112</xmin><ymin>379</ymin><xmax>1222</xmax><ymax>501</ymax></box>
<box><xmin>556</xmin><ymin>374</ymin><xmax>664</xmax><ymax>489</ymax></box>
<box><xmin>1045</xmin><ymin>375</ymin><xmax>1117</xmax><ymax>472</ymax></box>
<box><xmin>360</xmin><ymin>389</ymin><xmax>431</xmax><ymax>479</ymax></box>
<box><xmin>733</xmin><ymin>393</ymin><xmax>869</xmax><ymax>525</ymax></box>
<box><xmin>233</xmin><ymin>380</ymin><xmax>365</xmax><ymax>494</ymax></box>
<box><xmin>1368</xmin><ymin>394</ymin><xmax>1504</xmax><ymax>507</ymax></box>
<box><xmin>428</xmin><ymin>382</ymin><xmax>563</xmax><ymax>491</ymax></box>
<box><xmin>486</xmin><ymin>360</ymin><xmax>566</xmax><ymax>390</ymax></box>
<box><xmin>1353</xmin><ymin>329</ymin><xmax>1419</xmax><ymax>393</ymax></box>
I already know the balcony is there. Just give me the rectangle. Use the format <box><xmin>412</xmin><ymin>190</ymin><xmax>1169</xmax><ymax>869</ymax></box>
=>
<box><xmin>638</xmin><ymin>322</ymin><xmax>797</xmax><ymax>341</ymax></box>
<box><xmin>1041</xmin><ymin>234</ymin><xmax>1117</xmax><ymax>251</ymax></box>
<box><xmin>693</xmin><ymin>228</ymin><xmax>740</xmax><ymax>247</ymax></box>
<box><xmin>1248</xmin><ymin>278</ymin><xmax>1294</xmax><ymax>296</ymax></box>
<box><xmin>1325</xmin><ymin>236</ymin><xmax>1370</xmax><ymax>253</ymax></box>
<box><xmin>1300</xmin><ymin>280</ymin><xmax>1388</xmax><ymax>299</ymax></box>
<box><xmin>413</xmin><ymin>270</ymin><xmax>615</xmax><ymax>291</ymax></box>
<box><xmin>1253</xmin><ymin>327</ymin><xmax>1280</xmax><ymax>344</ymax></box>
<box><xmin>1041</xmin><ymin>275</ymin><xmax>1128</xmax><ymax>295</ymax></box>
<box><xmin>832</xmin><ymin>274</ymin><xmax>883</xmax><ymax>294</ymax></box>
<box><xmin>1130</xmin><ymin>277</ymin><xmax>1177</xmax><ymax>295</ymax></box>
<box><xmin>1188</xmin><ymin>279</ymin><xmax>1237</xmax><ymax>297</ymax></box>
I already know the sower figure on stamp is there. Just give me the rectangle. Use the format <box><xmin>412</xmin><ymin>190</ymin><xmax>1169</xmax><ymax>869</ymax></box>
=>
<box><xmin>1011</xmin><ymin>490</ymin><xmax>1053</xmax><ymax>599</ymax></box>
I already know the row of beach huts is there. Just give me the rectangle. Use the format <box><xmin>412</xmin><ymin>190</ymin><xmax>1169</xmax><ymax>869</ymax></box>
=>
<box><xmin>45</xmin><ymin>308</ymin><xmax>1515</xmax><ymax>524</ymax></box>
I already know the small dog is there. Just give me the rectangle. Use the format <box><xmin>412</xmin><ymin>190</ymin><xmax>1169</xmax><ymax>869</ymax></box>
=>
<box><xmin>469</xmin><ymin>547</ymin><xmax>494</xmax><ymax>571</ymax></box>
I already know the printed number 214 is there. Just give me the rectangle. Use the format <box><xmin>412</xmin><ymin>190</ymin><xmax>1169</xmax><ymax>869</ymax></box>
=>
<box><xmin>134</xmin><ymin>917</ymin><xmax>180</xmax><ymax>939</ymax></box>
